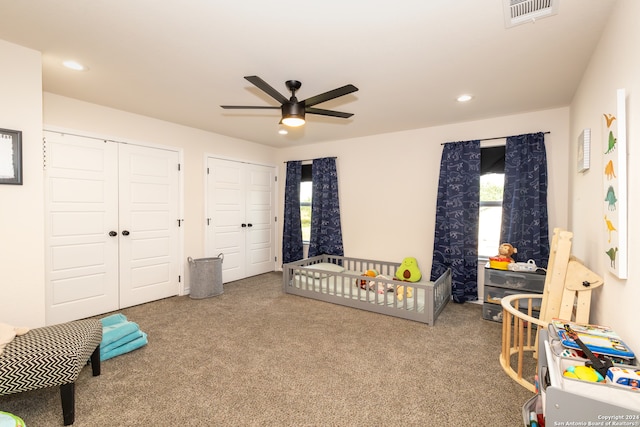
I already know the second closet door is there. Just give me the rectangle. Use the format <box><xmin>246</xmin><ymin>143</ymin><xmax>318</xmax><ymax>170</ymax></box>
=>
<box><xmin>206</xmin><ymin>158</ymin><xmax>275</xmax><ymax>283</ymax></box>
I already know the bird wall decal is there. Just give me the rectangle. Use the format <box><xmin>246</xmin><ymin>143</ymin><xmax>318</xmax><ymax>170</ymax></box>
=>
<box><xmin>604</xmin><ymin>215</ymin><xmax>617</xmax><ymax>243</ymax></box>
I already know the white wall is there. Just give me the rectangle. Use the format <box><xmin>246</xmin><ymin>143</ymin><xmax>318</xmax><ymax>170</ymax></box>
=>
<box><xmin>0</xmin><ymin>40</ymin><xmax>45</xmax><ymax>327</ymax></box>
<box><xmin>569</xmin><ymin>0</ymin><xmax>640</xmax><ymax>352</ymax></box>
<box><xmin>276</xmin><ymin>107</ymin><xmax>570</xmax><ymax>283</ymax></box>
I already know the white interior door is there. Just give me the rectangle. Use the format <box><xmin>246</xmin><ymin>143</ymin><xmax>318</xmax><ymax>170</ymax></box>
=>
<box><xmin>245</xmin><ymin>163</ymin><xmax>275</xmax><ymax>277</ymax></box>
<box><xmin>45</xmin><ymin>132</ymin><xmax>119</xmax><ymax>325</ymax></box>
<box><xmin>206</xmin><ymin>158</ymin><xmax>245</xmax><ymax>283</ymax></box>
<box><xmin>118</xmin><ymin>144</ymin><xmax>180</xmax><ymax>308</ymax></box>
<box><xmin>206</xmin><ymin>158</ymin><xmax>275</xmax><ymax>283</ymax></box>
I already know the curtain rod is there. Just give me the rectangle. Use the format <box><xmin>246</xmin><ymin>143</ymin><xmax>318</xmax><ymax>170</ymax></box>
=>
<box><xmin>283</xmin><ymin>157</ymin><xmax>337</xmax><ymax>163</ymax></box>
<box><xmin>440</xmin><ymin>131</ymin><xmax>550</xmax><ymax>145</ymax></box>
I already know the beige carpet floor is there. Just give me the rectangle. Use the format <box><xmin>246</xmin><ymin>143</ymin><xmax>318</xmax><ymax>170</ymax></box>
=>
<box><xmin>0</xmin><ymin>272</ymin><xmax>535</xmax><ymax>426</ymax></box>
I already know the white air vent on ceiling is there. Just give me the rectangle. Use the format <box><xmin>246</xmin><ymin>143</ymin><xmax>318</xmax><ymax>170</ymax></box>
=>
<box><xmin>503</xmin><ymin>0</ymin><xmax>559</xmax><ymax>28</ymax></box>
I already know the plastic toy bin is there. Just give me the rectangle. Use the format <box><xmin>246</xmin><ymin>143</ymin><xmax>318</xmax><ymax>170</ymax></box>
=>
<box><xmin>188</xmin><ymin>254</ymin><xmax>224</xmax><ymax>299</ymax></box>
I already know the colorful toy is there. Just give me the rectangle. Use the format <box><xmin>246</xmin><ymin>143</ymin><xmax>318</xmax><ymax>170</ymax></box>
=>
<box><xmin>489</xmin><ymin>243</ymin><xmax>518</xmax><ymax>269</ymax></box>
<box><xmin>498</xmin><ymin>243</ymin><xmax>517</xmax><ymax>262</ymax></box>
<box><xmin>395</xmin><ymin>257</ymin><xmax>422</xmax><ymax>282</ymax></box>
<box><xmin>606</xmin><ymin>367</ymin><xmax>640</xmax><ymax>389</ymax></box>
<box><xmin>359</xmin><ymin>269</ymin><xmax>378</xmax><ymax>289</ymax></box>
<box><xmin>0</xmin><ymin>411</ymin><xmax>26</xmax><ymax>427</ymax></box>
<box><xmin>374</xmin><ymin>275</ymin><xmax>394</xmax><ymax>294</ymax></box>
<box><xmin>563</xmin><ymin>365</ymin><xmax>604</xmax><ymax>383</ymax></box>
<box><xmin>396</xmin><ymin>284</ymin><xmax>414</xmax><ymax>301</ymax></box>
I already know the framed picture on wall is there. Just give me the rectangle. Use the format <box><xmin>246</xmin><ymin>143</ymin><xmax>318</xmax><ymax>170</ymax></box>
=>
<box><xmin>577</xmin><ymin>128</ymin><xmax>590</xmax><ymax>173</ymax></box>
<box><xmin>0</xmin><ymin>128</ymin><xmax>22</xmax><ymax>185</ymax></box>
<box><xmin>602</xmin><ymin>89</ymin><xmax>627</xmax><ymax>279</ymax></box>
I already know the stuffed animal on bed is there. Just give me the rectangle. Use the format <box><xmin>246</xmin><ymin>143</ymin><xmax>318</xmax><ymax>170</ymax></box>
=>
<box><xmin>360</xmin><ymin>269</ymin><xmax>378</xmax><ymax>289</ymax></box>
<box><xmin>396</xmin><ymin>284</ymin><xmax>414</xmax><ymax>301</ymax></box>
<box><xmin>395</xmin><ymin>257</ymin><xmax>422</xmax><ymax>282</ymax></box>
<box><xmin>373</xmin><ymin>275</ymin><xmax>394</xmax><ymax>294</ymax></box>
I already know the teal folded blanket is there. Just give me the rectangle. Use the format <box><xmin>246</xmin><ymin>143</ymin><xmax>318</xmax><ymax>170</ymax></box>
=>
<box><xmin>102</xmin><ymin>320</ymin><xmax>140</xmax><ymax>347</ymax></box>
<box><xmin>101</xmin><ymin>332</ymin><xmax>148</xmax><ymax>361</ymax></box>
<box><xmin>101</xmin><ymin>329</ymin><xmax>144</xmax><ymax>355</ymax></box>
<box><xmin>99</xmin><ymin>313</ymin><xmax>148</xmax><ymax>361</ymax></box>
<box><xmin>101</xmin><ymin>313</ymin><xmax>128</xmax><ymax>327</ymax></box>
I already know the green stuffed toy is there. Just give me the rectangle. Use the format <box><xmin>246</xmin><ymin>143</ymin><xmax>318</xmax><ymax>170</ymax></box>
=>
<box><xmin>395</xmin><ymin>257</ymin><xmax>422</xmax><ymax>282</ymax></box>
<box><xmin>0</xmin><ymin>411</ymin><xmax>26</xmax><ymax>427</ymax></box>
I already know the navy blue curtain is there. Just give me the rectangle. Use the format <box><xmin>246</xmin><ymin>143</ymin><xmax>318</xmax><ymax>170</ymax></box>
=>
<box><xmin>501</xmin><ymin>132</ymin><xmax>550</xmax><ymax>268</ymax></box>
<box><xmin>282</xmin><ymin>161</ymin><xmax>303</xmax><ymax>263</ymax></box>
<box><xmin>308</xmin><ymin>157</ymin><xmax>344</xmax><ymax>257</ymax></box>
<box><xmin>430</xmin><ymin>141</ymin><xmax>481</xmax><ymax>303</ymax></box>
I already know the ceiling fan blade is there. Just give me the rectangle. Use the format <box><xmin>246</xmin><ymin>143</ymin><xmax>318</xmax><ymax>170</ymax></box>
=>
<box><xmin>220</xmin><ymin>105</ymin><xmax>280</xmax><ymax>110</ymax></box>
<box><xmin>244</xmin><ymin>76</ymin><xmax>289</xmax><ymax>104</ymax></box>
<box><xmin>303</xmin><ymin>84</ymin><xmax>359</xmax><ymax>108</ymax></box>
<box><xmin>306</xmin><ymin>107</ymin><xmax>354</xmax><ymax>118</ymax></box>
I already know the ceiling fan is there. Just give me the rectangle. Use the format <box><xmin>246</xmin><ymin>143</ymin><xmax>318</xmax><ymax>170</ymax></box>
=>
<box><xmin>220</xmin><ymin>76</ymin><xmax>358</xmax><ymax>127</ymax></box>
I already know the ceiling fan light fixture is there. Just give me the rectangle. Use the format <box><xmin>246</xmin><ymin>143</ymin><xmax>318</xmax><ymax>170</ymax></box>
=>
<box><xmin>281</xmin><ymin>102</ymin><xmax>306</xmax><ymax>127</ymax></box>
<box><xmin>282</xmin><ymin>116</ymin><xmax>305</xmax><ymax>127</ymax></box>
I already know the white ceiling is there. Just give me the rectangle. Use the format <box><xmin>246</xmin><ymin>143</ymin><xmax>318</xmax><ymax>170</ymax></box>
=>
<box><xmin>0</xmin><ymin>1</ymin><xmax>616</xmax><ymax>148</ymax></box>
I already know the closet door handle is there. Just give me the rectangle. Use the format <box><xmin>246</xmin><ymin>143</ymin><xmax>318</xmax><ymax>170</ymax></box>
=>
<box><xmin>247</xmin><ymin>223</ymin><xmax>253</xmax><ymax>227</ymax></box>
<box><xmin>241</xmin><ymin>223</ymin><xmax>247</xmax><ymax>227</ymax></box>
<box><xmin>122</xmin><ymin>230</ymin><xmax>130</xmax><ymax>236</ymax></box>
<box><xmin>109</xmin><ymin>231</ymin><xmax>117</xmax><ymax>237</ymax></box>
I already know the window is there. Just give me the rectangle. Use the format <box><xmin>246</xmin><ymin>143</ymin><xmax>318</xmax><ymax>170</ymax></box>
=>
<box><xmin>300</xmin><ymin>164</ymin><xmax>312</xmax><ymax>243</ymax></box>
<box><xmin>478</xmin><ymin>146</ymin><xmax>505</xmax><ymax>257</ymax></box>
<box><xmin>479</xmin><ymin>173</ymin><xmax>504</xmax><ymax>257</ymax></box>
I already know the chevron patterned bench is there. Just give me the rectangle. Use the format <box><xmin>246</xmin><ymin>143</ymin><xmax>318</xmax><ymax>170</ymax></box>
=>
<box><xmin>0</xmin><ymin>319</ymin><xmax>102</xmax><ymax>426</ymax></box>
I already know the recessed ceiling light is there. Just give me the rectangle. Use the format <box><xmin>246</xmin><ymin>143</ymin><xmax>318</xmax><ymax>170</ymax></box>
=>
<box><xmin>457</xmin><ymin>94</ymin><xmax>473</xmax><ymax>102</ymax></box>
<box><xmin>63</xmin><ymin>60</ymin><xmax>88</xmax><ymax>71</ymax></box>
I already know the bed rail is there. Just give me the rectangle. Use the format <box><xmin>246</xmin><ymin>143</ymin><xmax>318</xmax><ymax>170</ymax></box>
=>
<box><xmin>283</xmin><ymin>255</ymin><xmax>451</xmax><ymax>325</ymax></box>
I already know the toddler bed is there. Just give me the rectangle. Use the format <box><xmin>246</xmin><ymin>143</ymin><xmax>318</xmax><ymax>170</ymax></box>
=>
<box><xmin>283</xmin><ymin>255</ymin><xmax>451</xmax><ymax>325</ymax></box>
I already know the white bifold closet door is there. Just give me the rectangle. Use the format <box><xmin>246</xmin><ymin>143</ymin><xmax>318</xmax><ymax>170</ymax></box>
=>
<box><xmin>205</xmin><ymin>157</ymin><xmax>275</xmax><ymax>283</ymax></box>
<box><xmin>44</xmin><ymin>131</ymin><xmax>180</xmax><ymax>325</ymax></box>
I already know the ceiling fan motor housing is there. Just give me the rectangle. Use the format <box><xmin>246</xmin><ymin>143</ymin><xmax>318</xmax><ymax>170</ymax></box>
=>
<box><xmin>282</xmin><ymin>101</ymin><xmax>305</xmax><ymax>119</ymax></box>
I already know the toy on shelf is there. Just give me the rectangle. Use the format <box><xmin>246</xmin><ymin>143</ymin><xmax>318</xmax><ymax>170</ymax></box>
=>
<box><xmin>552</xmin><ymin>319</ymin><xmax>635</xmax><ymax>361</ymax></box>
<box><xmin>507</xmin><ymin>259</ymin><xmax>538</xmax><ymax>272</ymax></box>
<box><xmin>606</xmin><ymin>367</ymin><xmax>640</xmax><ymax>390</ymax></box>
<box><xmin>563</xmin><ymin>365</ymin><xmax>604</xmax><ymax>383</ymax></box>
<box><xmin>489</xmin><ymin>243</ymin><xmax>518</xmax><ymax>270</ymax></box>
